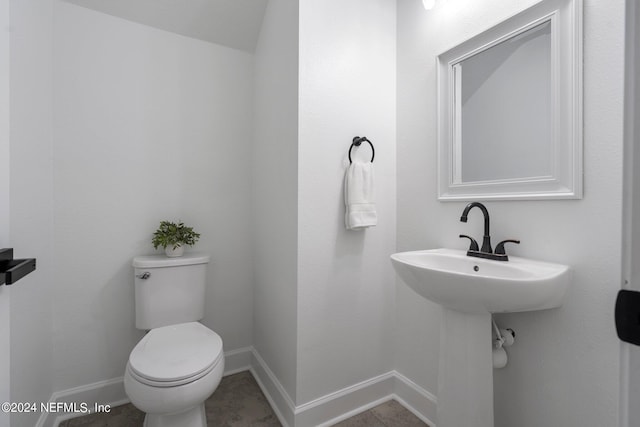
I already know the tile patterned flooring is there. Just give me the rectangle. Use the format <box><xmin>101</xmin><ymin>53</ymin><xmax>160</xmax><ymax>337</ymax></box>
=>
<box><xmin>59</xmin><ymin>371</ymin><xmax>428</xmax><ymax>427</ymax></box>
<box><xmin>332</xmin><ymin>400</ymin><xmax>428</xmax><ymax>427</ymax></box>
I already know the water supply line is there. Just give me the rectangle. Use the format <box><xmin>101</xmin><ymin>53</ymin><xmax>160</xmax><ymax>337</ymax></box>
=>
<box><xmin>492</xmin><ymin>318</ymin><xmax>515</xmax><ymax>369</ymax></box>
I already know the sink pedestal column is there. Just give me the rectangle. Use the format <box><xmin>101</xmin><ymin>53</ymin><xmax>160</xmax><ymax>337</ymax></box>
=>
<box><xmin>437</xmin><ymin>308</ymin><xmax>493</xmax><ymax>427</ymax></box>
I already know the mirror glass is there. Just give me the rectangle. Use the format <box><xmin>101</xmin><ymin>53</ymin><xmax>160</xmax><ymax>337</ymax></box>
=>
<box><xmin>437</xmin><ymin>0</ymin><xmax>582</xmax><ymax>200</ymax></box>
<box><xmin>458</xmin><ymin>21</ymin><xmax>551</xmax><ymax>183</ymax></box>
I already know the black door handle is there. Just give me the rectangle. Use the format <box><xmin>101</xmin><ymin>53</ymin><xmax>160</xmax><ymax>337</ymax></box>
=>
<box><xmin>615</xmin><ymin>289</ymin><xmax>640</xmax><ymax>345</ymax></box>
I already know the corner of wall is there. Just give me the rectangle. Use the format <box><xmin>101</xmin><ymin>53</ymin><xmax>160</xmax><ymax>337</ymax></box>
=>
<box><xmin>251</xmin><ymin>0</ymin><xmax>300</xmax><ymax>405</ymax></box>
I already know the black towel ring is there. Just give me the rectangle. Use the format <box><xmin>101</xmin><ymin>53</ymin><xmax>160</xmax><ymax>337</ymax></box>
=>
<box><xmin>348</xmin><ymin>136</ymin><xmax>375</xmax><ymax>164</ymax></box>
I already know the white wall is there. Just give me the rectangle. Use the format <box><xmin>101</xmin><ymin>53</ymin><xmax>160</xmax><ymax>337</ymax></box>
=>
<box><xmin>9</xmin><ymin>0</ymin><xmax>56</xmax><ymax>425</ymax></box>
<box><xmin>297</xmin><ymin>0</ymin><xmax>397</xmax><ymax>404</ymax></box>
<box><xmin>51</xmin><ymin>1</ymin><xmax>254</xmax><ymax>391</ymax></box>
<box><xmin>397</xmin><ymin>1</ymin><xmax>624</xmax><ymax>426</ymax></box>
<box><xmin>252</xmin><ymin>0</ymin><xmax>300</xmax><ymax>403</ymax></box>
<box><xmin>0</xmin><ymin>0</ymin><xmax>8</xmax><ymax>248</ymax></box>
<box><xmin>623</xmin><ymin>0</ymin><xmax>640</xmax><ymax>293</ymax></box>
<box><xmin>0</xmin><ymin>0</ymin><xmax>10</xmax><ymax>424</ymax></box>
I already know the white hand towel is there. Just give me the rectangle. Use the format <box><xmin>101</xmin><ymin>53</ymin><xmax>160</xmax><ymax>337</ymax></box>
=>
<box><xmin>344</xmin><ymin>160</ymin><xmax>377</xmax><ymax>230</ymax></box>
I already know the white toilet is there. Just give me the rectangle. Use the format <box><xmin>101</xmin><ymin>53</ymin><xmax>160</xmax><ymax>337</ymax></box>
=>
<box><xmin>124</xmin><ymin>253</ymin><xmax>224</xmax><ymax>427</ymax></box>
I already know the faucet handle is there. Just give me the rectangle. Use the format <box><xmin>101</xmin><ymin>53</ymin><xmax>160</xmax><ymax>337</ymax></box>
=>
<box><xmin>459</xmin><ymin>234</ymin><xmax>479</xmax><ymax>251</ymax></box>
<box><xmin>495</xmin><ymin>239</ymin><xmax>520</xmax><ymax>255</ymax></box>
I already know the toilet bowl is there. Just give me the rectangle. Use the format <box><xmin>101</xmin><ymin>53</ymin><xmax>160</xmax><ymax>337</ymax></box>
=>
<box><xmin>124</xmin><ymin>322</ymin><xmax>224</xmax><ymax>427</ymax></box>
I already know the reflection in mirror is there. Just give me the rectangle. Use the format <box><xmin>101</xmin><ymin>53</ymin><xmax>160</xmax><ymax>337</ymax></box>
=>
<box><xmin>458</xmin><ymin>21</ymin><xmax>551</xmax><ymax>183</ymax></box>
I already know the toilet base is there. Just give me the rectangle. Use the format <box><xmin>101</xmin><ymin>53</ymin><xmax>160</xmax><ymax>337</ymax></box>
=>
<box><xmin>143</xmin><ymin>403</ymin><xmax>206</xmax><ymax>427</ymax></box>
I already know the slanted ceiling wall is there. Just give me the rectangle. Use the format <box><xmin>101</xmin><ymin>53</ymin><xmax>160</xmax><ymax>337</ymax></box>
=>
<box><xmin>63</xmin><ymin>0</ymin><xmax>268</xmax><ymax>52</ymax></box>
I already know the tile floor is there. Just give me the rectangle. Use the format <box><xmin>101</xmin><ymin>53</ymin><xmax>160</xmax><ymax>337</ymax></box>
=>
<box><xmin>332</xmin><ymin>400</ymin><xmax>428</xmax><ymax>427</ymax></box>
<box><xmin>58</xmin><ymin>371</ymin><xmax>428</xmax><ymax>427</ymax></box>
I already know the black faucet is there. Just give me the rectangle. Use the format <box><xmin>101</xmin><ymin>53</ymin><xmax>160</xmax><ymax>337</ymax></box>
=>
<box><xmin>460</xmin><ymin>202</ymin><xmax>492</xmax><ymax>253</ymax></box>
<box><xmin>459</xmin><ymin>202</ymin><xmax>520</xmax><ymax>261</ymax></box>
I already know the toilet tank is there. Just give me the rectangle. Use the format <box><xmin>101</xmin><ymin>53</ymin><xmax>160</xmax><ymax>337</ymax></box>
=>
<box><xmin>132</xmin><ymin>253</ymin><xmax>210</xmax><ymax>330</ymax></box>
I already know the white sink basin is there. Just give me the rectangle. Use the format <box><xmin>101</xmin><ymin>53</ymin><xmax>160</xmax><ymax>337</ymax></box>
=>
<box><xmin>390</xmin><ymin>248</ymin><xmax>570</xmax><ymax>314</ymax></box>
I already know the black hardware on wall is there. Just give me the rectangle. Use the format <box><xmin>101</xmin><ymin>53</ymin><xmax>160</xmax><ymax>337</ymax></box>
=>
<box><xmin>349</xmin><ymin>136</ymin><xmax>375</xmax><ymax>164</ymax></box>
<box><xmin>0</xmin><ymin>248</ymin><xmax>36</xmax><ymax>286</ymax></box>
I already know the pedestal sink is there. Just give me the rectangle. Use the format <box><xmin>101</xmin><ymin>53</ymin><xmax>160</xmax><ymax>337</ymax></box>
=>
<box><xmin>390</xmin><ymin>248</ymin><xmax>570</xmax><ymax>427</ymax></box>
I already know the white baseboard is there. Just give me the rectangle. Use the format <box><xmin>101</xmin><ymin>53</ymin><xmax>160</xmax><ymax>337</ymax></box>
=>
<box><xmin>38</xmin><ymin>347</ymin><xmax>254</xmax><ymax>427</ymax></box>
<box><xmin>248</xmin><ymin>346</ymin><xmax>438</xmax><ymax>427</ymax></box>
<box><xmin>304</xmin><ymin>373</ymin><xmax>396</xmax><ymax>427</ymax></box>
<box><xmin>37</xmin><ymin>346</ymin><xmax>438</xmax><ymax>427</ymax></box>
<box><xmin>222</xmin><ymin>345</ymin><xmax>253</xmax><ymax>375</ymax></box>
<box><xmin>35</xmin><ymin>377</ymin><xmax>128</xmax><ymax>427</ymax></box>
<box><xmin>393</xmin><ymin>371</ymin><xmax>438</xmax><ymax>427</ymax></box>
<box><xmin>249</xmin><ymin>349</ymin><xmax>296</xmax><ymax>427</ymax></box>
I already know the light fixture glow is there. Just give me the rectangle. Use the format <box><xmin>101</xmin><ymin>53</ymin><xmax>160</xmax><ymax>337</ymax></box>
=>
<box><xmin>422</xmin><ymin>0</ymin><xmax>435</xmax><ymax>10</ymax></box>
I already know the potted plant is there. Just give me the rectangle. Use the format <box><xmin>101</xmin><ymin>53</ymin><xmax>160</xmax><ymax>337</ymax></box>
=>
<box><xmin>152</xmin><ymin>220</ymin><xmax>200</xmax><ymax>257</ymax></box>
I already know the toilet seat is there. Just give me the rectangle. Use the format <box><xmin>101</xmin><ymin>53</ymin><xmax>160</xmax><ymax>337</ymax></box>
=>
<box><xmin>129</xmin><ymin>322</ymin><xmax>223</xmax><ymax>388</ymax></box>
<box><xmin>127</xmin><ymin>359</ymin><xmax>219</xmax><ymax>388</ymax></box>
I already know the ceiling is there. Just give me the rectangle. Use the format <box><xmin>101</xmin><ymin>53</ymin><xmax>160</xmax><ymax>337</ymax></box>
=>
<box><xmin>64</xmin><ymin>0</ymin><xmax>269</xmax><ymax>52</ymax></box>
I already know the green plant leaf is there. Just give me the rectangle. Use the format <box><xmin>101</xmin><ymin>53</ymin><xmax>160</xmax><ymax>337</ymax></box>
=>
<box><xmin>151</xmin><ymin>220</ymin><xmax>201</xmax><ymax>250</ymax></box>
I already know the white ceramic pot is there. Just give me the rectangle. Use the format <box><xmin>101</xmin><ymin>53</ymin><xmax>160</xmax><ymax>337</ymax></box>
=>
<box><xmin>165</xmin><ymin>245</ymin><xmax>185</xmax><ymax>258</ymax></box>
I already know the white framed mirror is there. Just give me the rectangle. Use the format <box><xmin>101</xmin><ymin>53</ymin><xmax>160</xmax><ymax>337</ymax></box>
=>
<box><xmin>437</xmin><ymin>0</ymin><xmax>582</xmax><ymax>201</ymax></box>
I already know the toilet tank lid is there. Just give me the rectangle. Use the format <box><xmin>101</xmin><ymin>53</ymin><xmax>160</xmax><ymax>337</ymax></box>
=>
<box><xmin>132</xmin><ymin>253</ymin><xmax>210</xmax><ymax>268</ymax></box>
